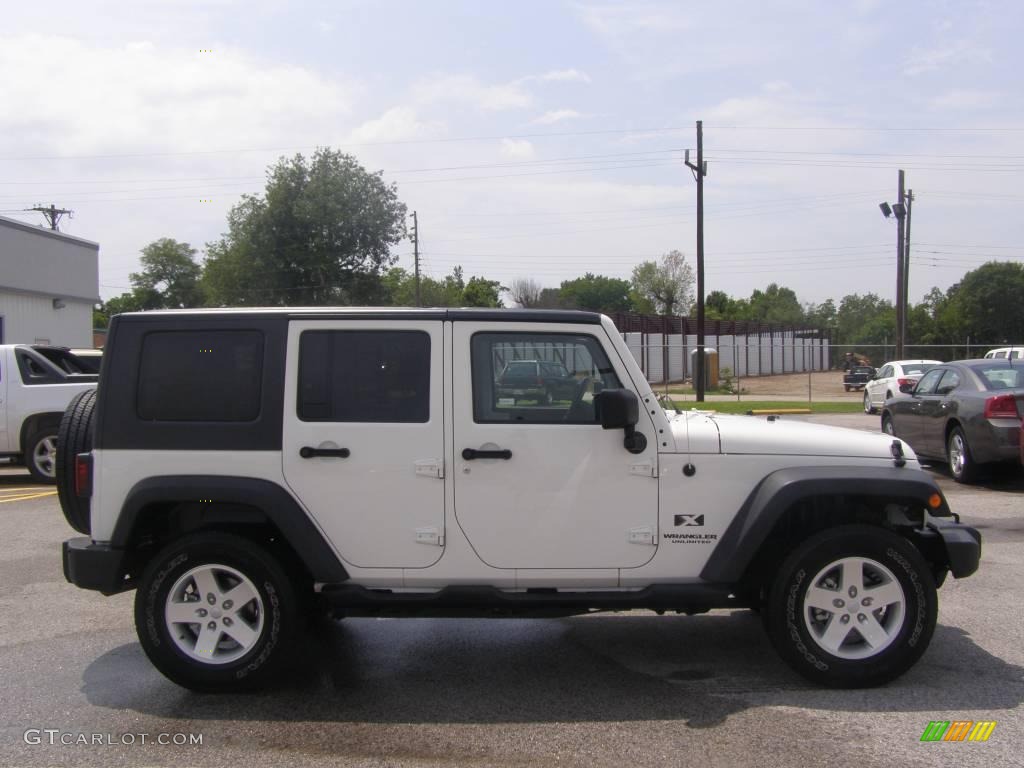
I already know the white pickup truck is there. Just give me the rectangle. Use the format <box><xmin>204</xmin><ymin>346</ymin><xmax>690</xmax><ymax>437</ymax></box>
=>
<box><xmin>0</xmin><ymin>345</ymin><xmax>98</xmax><ymax>482</ymax></box>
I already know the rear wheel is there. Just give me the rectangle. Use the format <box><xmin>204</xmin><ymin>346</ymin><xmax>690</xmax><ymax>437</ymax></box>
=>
<box><xmin>25</xmin><ymin>421</ymin><xmax>60</xmax><ymax>483</ymax></box>
<box><xmin>766</xmin><ymin>525</ymin><xmax>937</xmax><ymax>688</ymax></box>
<box><xmin>947</xmin><ymin>427</ymin><xmax>977</xmax><ymax>484</ymax></box>
<box><xmin>134</xmin><ymin>532</ymin><xmax>303</xmax><ymax>692</ymax></box>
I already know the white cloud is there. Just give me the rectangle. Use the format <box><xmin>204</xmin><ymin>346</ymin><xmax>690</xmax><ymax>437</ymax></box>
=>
<box><xmin>904</xmin><ymin>38</ymin><xmax>993</xmax><ymax>76</ymax></box>
<box><xmin>532</xmin><ymin>69</ymin><xmax>592</xmax><ymax>84</ymax></box>
<box><xmin>929</xmin><ymin>89</ymin><xmax>1000</xmax><ymax>111</ymax></box>
<box><xmin>530</xmin><ymin>109</ymin><xmax>587</xmax><ymax>125</ymax></box>
<box><xmin>0</xmin><ymin>35</ymin><xmax>357</xmax><ymax>156</ymax></box>
<box><xmin>416</xmin><ymin>74</ymin><xmax>532</xmax><ymax>111</ymax></box>
<box><xmin>499</xmin><ymin>138</ymin><xmax>535</xmax><ymax>159</ymax></box>
<box><xmin>346</xmin><ymin>107</ymin><xmax>445</xmax><ymax>143</ymax></box>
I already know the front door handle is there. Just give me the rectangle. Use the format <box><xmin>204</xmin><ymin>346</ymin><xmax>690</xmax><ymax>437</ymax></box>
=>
<box><xmin>300</xmin><ymin>446</ymin><xmax>351</xmax><ymax>459</ymax></box>
<box><xmin>462</xmin><ymin>448</ymin><xmax>512</xmax><ymax>460</ymax></box>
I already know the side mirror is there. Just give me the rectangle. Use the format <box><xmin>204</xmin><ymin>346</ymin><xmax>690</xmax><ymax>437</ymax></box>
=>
<box><xmin>899</xmin><ymin>381</ymin><xmax>916</xmax><ymax>394</ymax></box>
<box><xmin>594</xmin><ymin>390</ymin><xmax>647</xmax><ymax>454</ymax></box>
<box><xmin>595</xmin><ymin>389</ymin><xmax>638</xmax><ymax>429</ymax></box>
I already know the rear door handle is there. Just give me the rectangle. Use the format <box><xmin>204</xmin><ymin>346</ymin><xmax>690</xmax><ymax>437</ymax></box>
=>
<box><xmin>462</xmin><ymin>448</ymin><xmax>512</xmax><ymax>460</ymax></box>
<box><xmin>300</xmin><ymin>446</ymin><xmax>351</xmax><ymax>459</ymax></box>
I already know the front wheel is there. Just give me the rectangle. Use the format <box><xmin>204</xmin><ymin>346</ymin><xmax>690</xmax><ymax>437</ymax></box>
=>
<box><xmin>766</xmin><ymin>525</ymin><xmax>937</xmax><ymax>688</ymax></box>
<box><xmin>863</xmin><ymin>392</ymin><xmax>875</xmax><ymax>414</ymax></box>
<box><xmin>134</xmin><ymin>532</ymin><xmax>303</xmax><ymax>692</ymax></box>
<box><xmin>881</xmin><ymin>414</ymin><xmax>895</xmax><ymax>436</ymax></box>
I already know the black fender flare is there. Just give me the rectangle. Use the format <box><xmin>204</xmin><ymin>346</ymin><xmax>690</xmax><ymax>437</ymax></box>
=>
<box><xmin>699</xmin><ymin>465</ymin><xmax>956</xmax><ymax>583</ymax></box>
<box><xmin>112</xmin><ymin>476</ymin><xmax>349</xmax><ymax>583</ymax></box>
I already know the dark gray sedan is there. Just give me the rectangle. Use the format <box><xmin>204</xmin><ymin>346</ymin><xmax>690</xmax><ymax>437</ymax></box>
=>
<box><xmin>881</xmin><ymin>359</ymin><xmax>1024</xmax><ymax>483</ymax></box>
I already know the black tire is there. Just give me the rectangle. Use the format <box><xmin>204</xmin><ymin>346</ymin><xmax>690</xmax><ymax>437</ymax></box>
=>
<box><xmin>24</xmin><ymin>419</ymin><xmax>62</xmax><ymax>484</ymax></box>
<box><xmin>134</xmin><ymin>532</ymin><xmax>303</xmax><ymax>692</ymax></box>
<box><xmin>881</xmin><ymin>413</ymin><xmax>895</xmax><ymax>436</ymax></box>
<box><xmin>947</xmin><ymin>426</ymin><xmax>977</xmax><ymax>484</ymax></box>
<box><xmin>766</xmin><ymin>525</ymin><xmax>937</xmax><ymax>688</ymax></box>
<box><xmin>56</xmin><ymin>389</ymin><xmax>97</xmax><ymax>533</ymax></box>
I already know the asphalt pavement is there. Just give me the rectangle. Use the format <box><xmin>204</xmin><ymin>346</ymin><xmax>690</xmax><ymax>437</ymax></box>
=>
<box><xmin>0</xmin><ymin>413</ymin><xmax>1021</xmax><ymax>768</ymax></box>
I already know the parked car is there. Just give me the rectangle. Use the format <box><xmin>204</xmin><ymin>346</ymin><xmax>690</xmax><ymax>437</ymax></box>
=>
<box><xmin>863</xmin><ymin>360</ymin><xmax>942</xmax><ymax>414</ymax></box>
<box><xmin>881</xmin><ymin>359</ymin><xmax>1024</xmax><ymax>483</ymax></box>
<box><xmin>983</xmin><ymin>346</ymin><xmax>1023</xmax><ymax>360</ymax></box>
<box><xmin>495</xmin><ymin>358</ymin><xmax>579</xmax><ymax>404</ymax></box>
<box><xmin>843</xmin><ymin>365</ymin><xmax>876</xmax><ymax>392</ymax></box>
<box><xmin>59</xmin><ymin>308</ymin><xmax>980</xmax><ymax>692</ymax></box>
<box><xmin>0</xmin><ymin>345</ymin><xmax>98</xmax><ymax>482</ymax></box>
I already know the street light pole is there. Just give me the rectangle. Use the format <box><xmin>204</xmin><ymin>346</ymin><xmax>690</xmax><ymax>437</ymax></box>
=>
<box><xmin>685</xmin><ymin>121</ymin><xmax>708</xmax><ymax>401</ymax></box>
<box><xmin>895</xmin><ymin>170</ymin><xmax>906</xmax><ymax>359</ymax></box>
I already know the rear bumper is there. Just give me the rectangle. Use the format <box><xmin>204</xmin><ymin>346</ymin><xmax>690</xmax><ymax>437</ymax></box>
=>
<box><xmin>62</xmin><ymin>537</ymin><xmax>132</xmax><ymax>595</ymax></box>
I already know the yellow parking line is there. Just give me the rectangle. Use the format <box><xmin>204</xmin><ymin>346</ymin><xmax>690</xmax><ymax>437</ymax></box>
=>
<box><xmin>0</xmin><ymin>491</ymin><xmax>57</xmax><ymax>504</ymax></box>
<box><xmin>0</xmin><ymin>487</ymin><xmax>47</xmax><ymax>494</ymax></box>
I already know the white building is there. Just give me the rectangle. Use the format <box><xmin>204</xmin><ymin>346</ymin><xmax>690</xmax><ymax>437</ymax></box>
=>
<box><xmin>0</xmin><ymin>215</ymin><xmax>99</xmax><ymax>347</ymax></box>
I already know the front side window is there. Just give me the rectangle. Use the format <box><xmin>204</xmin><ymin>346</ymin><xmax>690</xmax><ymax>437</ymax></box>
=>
<box><xmin>472</xmin><ymin>332</ymin><xmax>622</xmax><ymax>424</ymax></box>
<box><xmin>298</xmin><ymin>330</ymin><xmax>430</xmax><ymax>422</ymax></box>
<box><xmin>137</xmin><ymin>330</ymin><xmax>264</xmax><ymax>421</ymax></box>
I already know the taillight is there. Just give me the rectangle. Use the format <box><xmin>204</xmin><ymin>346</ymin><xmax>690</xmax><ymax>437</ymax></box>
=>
<box><xmin>74</xmin><ymin>453</ymin><xmax>92</xmax><ymax>498</ymax></box>
<box><xmin>984</xmin><ymin>394</ymin><xmax>1019</xmax><ymax>419</ymax></box>
<box><xmin>897</xmin><ymin>377</ymin><xmax>914</xmax><ymax>388</ymax></box>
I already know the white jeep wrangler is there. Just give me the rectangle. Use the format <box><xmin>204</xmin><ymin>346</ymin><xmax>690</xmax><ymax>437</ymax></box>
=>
<box><xmin>59</xmin><ymin>308</ymin><xmax>980</xmax><ymax>692</ymax></box>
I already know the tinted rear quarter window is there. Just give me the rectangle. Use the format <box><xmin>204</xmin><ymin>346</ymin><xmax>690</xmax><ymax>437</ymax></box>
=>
<box><xmin>137</xmin><ymin>330</ymin><xmax>264</xmax><ymax>421</ymax></box>
<box><xmin>298</xmin><ymin>330</ymin><xmax>430</xmax><ymax>422</ymax></box>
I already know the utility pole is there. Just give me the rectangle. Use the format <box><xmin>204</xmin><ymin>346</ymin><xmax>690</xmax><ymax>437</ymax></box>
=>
<box><xmin>411</xmin><ymin>211</ymin><xmax>421</xmax><ymax>307</ymax></box>
<box><xmin>685</xmin><ymin>120</ymin><xmax>708</xmax><ymax>402</ymax></box>
<box><xmin>895</xmin><ymin>171</ymin><xmax>906</xmax><ymax>359</ymax></box>
<box><xmin>903</xmin><ymin>189</ymin><xmax>913</xmax><ymax>351</ymax></box>
<box><xmin>29</xmin><ymin>204</ymin><xmax>73</xmax><ymax>231</ymax></box>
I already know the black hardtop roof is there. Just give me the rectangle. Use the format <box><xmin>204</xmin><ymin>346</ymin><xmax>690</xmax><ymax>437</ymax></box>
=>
<box><xmin>115</xmin><ymin>307</ymin><xmax>603</xmax><ymax>324</ymax></box>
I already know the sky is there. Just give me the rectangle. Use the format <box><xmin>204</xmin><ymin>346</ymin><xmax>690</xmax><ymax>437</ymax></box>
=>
<box><xmin>2</xmin><ymin>0</ymin><xmax>1022</xmax><ymax>308</ymax></box>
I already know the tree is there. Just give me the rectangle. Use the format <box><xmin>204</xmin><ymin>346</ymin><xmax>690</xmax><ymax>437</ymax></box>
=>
<box><xmin>559</xmin><ymin>273</ymin><xmax>633</xmax><ymax>313</ymax></box>
<box><xmin>939</xmin><ymin>262</ymin><xmax>1024</xmax><ymax>344</ymax></box>
<box><xmin>131</xmin><ymin>238</ymin><xmax>203</xmax><ymax>308</ymax></box>
<box><xmin>746</xmin><ymin>283</ymin><xmax>804</xmax><ymax>325</ymax></box>
<box><xmin>630</xmin><ymin>250</ymin><xmax>694</xmax><ymax>315</ymax></box>
<box><xmin>508</xmin><ymin>278</ymin><xmax>544</xmax><ymax>308</ymax></box>
<box><xmin>203</xmin><ymin>148</ymin><xmax>407</xmax><ymax>306</ymax></box>
<box><xmin>462</xmin><ymin>276</ymin><xmax>504</xmax><ymax>307</ymax></box>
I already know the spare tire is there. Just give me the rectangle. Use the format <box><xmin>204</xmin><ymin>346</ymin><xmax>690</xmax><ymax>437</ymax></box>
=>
<box><xmin>56</xmin><ymin>389</ymin><xmax>97</xmax><ymax>535</ymax></box>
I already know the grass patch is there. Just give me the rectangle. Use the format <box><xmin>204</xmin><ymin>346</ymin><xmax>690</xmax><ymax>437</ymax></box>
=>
<box><xmin>665</xmin><ymin>400</ymin><xmax>864</xmax><ymax>415</ymax></box>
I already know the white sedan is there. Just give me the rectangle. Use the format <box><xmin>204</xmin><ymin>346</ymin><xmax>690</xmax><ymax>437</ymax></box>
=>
<box><xmin>863</xmin><ymin>359</ymin><xmax>942</xmax><ymax>414</ymax></box>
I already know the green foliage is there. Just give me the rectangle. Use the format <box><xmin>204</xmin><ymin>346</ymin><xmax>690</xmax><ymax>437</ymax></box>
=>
<box><xmin>746</xmin><ymin>283</ymin><xmax>804</xmax><ymax>324</ymax></box>
<box><xmin>383</xmin><ymin>266</ymin><xmax>502</xmax><ymax>307</ymax></box>
<box><xmin>131</xmin><ymin>238</ymin><xmax>203</xmax><ymax>308</ymax></box>
<box><xmin>202</xmin><ymin>148</ymin><xmax>407</xmax><ymax>306</ymax></box>
<box><xmin>630</xmin><ymin>250</ymin><xmax>694</xmax><ymax>315</ymax></box>
<box><xmin>939</xmin><ymin>261</ymin><xmax>1024</xmax><ymax>344</ymax></box>
<box><xmin>462</xmin><ymin>276</ymin><xmax>504</xmax><ymax>307</ymax></box>
<box><xmin>559</xmin><ymin>273</ymin><xmax>633</xmax><ymax>313</ymax></box>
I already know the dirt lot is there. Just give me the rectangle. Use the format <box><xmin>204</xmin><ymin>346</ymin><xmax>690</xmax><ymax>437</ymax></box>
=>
<box><xmin>666</xmin><ymin>370</ymin><xmax>864</xmax><ymax>402</ymax></box>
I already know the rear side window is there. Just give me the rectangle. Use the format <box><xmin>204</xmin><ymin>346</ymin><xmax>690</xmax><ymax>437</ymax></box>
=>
<box><xmin>935</xmin><ymin>370</ymin><xmax>961</xmax><ymax>395</ymax></box>
<box><xmin>298</xmin><ymin>330</ymin><xmax>430</xmax><ymax>422</ymax></box>
<box><xmin>914</xmin><ymin>368</ymin><xmax>945</xmax><ymax>395</ymax></box>
<box><xmin>137</xmin><ymin>330</ymin><xmax>264</xmax><ymax>421</ymax></box>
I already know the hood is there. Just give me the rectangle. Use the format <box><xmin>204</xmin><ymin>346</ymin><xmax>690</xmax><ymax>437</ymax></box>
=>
<box><xmin>668</xmin><ymin>410</ymin><xmax>913</xmax><ymax>460</ymax></box>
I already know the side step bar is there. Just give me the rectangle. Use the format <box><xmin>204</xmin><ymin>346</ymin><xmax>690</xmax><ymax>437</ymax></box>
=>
<box><xmin>320</xmin><ymin>583</ymin><xmax>742</xmax><ymax>618</ymax></box>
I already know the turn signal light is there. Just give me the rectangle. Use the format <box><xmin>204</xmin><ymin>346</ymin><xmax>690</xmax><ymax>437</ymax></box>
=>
<box><xmin>984</xmin><ymin>394</ymin><xmax>1019</xmax><ymax>419</ymax></box>
<box><xmin>928</xmin><ymin>493</ymin><xmax>942</xmax><ymax>509</ymax></box>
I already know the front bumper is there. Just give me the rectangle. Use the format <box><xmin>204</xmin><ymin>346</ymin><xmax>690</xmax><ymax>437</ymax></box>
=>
<box><xmin>62</xmin><ymin>537</ymin><xmax>132</xmax><ymax>595</ymax></box>
<box><xmin>911</xmin><ymin>520</ymin><xmax>982</xmax><ymax>579</ymax></box>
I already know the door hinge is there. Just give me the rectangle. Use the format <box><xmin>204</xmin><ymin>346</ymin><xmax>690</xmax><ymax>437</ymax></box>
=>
<box><xmin>415</xmin><ymin>459</ymin><xmax>445</xmax><ymax>479</ymax></box>
<box><xmin>415</xmin><ymin>527</ymin><xmax>444</xmax><ymax>546</ymax></box>
<box><xmin>629</xmin><ymin>461</ymin><xmax>657</xmax><ymax>478</ymax></box>
<box><xmin>628</xmin><ymin>526</ymin><xmax>655</xmax><ymax>545</ymax></box>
